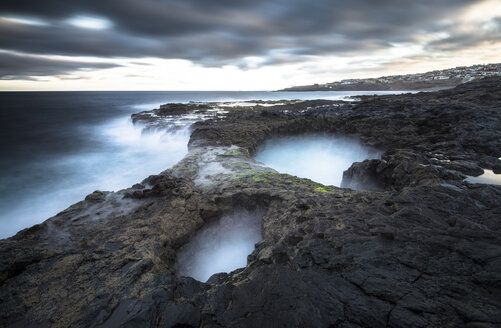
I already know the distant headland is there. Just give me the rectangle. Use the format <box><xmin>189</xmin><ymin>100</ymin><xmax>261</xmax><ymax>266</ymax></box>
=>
<box><xmin>279</xmin><ymin>63</ymin><xmax>501</xmax><ymax>91</ymax></box>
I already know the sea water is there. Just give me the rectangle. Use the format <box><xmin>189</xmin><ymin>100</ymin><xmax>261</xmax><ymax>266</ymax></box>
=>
<box><xmin>0</xmin><ymin>90</ymin><xmax>407</xmax><ymax>238</ymax></box>
<box><xmin>177</xmin><ymin>209</ymin><xmax>264</xmax><ymax>282</ymax></box>
<box><xmin>255</xmin><ymin>134</ymin><xmax>381</xmax><ymax>186</ymax></box>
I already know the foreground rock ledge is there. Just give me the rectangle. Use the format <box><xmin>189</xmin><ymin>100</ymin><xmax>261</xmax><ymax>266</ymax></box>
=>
<box><xmin>1</xmin><ymin>78</ymin><xmax>501</xmax><ymax>328</ymax></box>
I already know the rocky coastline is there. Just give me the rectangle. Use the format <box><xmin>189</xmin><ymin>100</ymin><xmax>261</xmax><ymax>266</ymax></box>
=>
<box><xmin>1</xmin><ymin>77</ymin><xmax>500</xmax><ymax>327</ymax></box>
<box><xmin>278</xmin><ymin>63</ymin><xmax>501</xmax><ymax>92</ymax></box>
<box><xmin>279</xmin><ymin>78</ymin><xmax>459</xmax><ymax>92</ymax></box>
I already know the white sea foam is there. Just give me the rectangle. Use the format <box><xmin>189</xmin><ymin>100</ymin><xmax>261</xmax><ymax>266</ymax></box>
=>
<box><xmin>255</xmin><ymin>135</ymin><xmax>380</xmax><ymax>186</ymax></box>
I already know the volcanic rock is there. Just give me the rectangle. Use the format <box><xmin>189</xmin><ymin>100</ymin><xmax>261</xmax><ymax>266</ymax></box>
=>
<box><xmin>0</xmin><ymin>78</ymin><xmax>500</xmax><ymax>327</ymax></box>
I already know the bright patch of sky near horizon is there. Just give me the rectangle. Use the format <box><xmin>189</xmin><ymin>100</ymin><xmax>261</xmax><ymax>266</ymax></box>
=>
<box><xmin>0</xmin><ymin>0</ymin><xmax>500</xmax><ymax>90</ymax></box>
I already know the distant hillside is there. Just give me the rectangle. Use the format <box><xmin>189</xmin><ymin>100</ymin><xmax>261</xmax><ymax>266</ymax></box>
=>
<box><xmin>279</xmin><ymin>63</ymin><xmax>501</xmax><ymax>91</ymax></box>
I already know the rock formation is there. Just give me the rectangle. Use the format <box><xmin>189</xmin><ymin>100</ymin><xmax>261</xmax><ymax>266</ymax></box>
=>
<box><xmin>1</xmin><ymin>78</ymin><xmax>500</xmax><ymax>327</ymax></box>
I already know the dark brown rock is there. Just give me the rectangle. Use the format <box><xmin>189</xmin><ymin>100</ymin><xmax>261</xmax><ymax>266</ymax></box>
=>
<box><xmin>1</xmin><ymin>78</ymin><xmax>500</xmax><ymax>328</ymax></box>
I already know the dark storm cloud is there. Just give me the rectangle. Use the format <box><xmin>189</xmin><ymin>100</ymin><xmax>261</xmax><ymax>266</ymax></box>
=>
<box><xmin>427</xmin><ymin>16</ymin><xmax>501</xmax><ymax>51</ymax></box>
<box><xmin>0</xmin><ymin>52</ymin><xmax>120</xmax><ymax>79</ymax></box>
<box><xmin>0</xmin><ymin>0</ymin><xmax>496</xmax><ymax>78</ymax></box>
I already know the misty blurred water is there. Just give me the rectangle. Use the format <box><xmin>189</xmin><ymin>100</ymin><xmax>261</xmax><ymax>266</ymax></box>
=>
<box><xmin>255</xmin><ymin>134</ymin><xmax>381</xmax><ymax>186</ymax></box>
<box><xmin>177</xmin><ymin>209</ymin><xmax>264</xmax><ymax>282</ymax></box>
<box><xmin>0</xmin><ymin>90</ymin><xmax>405</xmax><ymax>238</ymax></box>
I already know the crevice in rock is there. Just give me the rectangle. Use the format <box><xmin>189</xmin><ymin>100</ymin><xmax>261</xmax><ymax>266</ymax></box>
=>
<box><xmin>175</xmin><ymin>202</ymin><xmax>268</xmax><ymax>282</ymax></box>
<box><xmin>254</xmin><ymin>133</ymin><xmax>381</xmax><ymax>187</ymax></box>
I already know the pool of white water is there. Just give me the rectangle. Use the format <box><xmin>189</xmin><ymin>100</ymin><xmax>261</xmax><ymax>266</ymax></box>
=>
<box><xmin>254</xmin><ymin>134</ymin><xmax>381</xmax><ymax>186</ymax></box>
<box><xmin>177</xmin><ymin>209</ymin><xmax>264</xmax><ymax>282</ymax></box>
<box><xmin>466</xmin><ymin>169</ymin><xmax>501</xmax><ymax>185</ymax></box>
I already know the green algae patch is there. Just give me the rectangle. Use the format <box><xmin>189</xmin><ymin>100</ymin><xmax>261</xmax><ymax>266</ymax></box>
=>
<box><xmin>230</xmin><ymin>162</ymin><xmax>252</xmax><ymax>170</ymax></box>
<box><xmin>224</xmin><ymin>166</ymin><xmax>337</xmax><ymax>192</ymax></box>
<box><xmin>312</xmin><ymin>185</ymin><xmax>335</xmax><ymax>192</ymax></box>
<box><xmin>273</xmin><ymin>173</ymin><xmax>336</xmax><ymax>192</ymax></box>
<box><xmin>228</xmin><ymin>170</ymin><xmax>278</xmax><ymax>186</ymax></box>
<box><xmin>221</xmin><ymin>148</ymin><xmax>245</xmax><ymax>157</ymax></box>
<box><xmin>250</xmin><ymin>173</ymin><xmax>273</xmax><ymax>186</ymax></box>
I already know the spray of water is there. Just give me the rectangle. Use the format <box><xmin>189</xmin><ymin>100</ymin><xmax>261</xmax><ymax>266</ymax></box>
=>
<box><xmin>0</xmin><ymin>118</ymin><xmax>190</xmax><ymax>239</ymax></box>
<box><xmin>177</xmin><ymin>209</ymin><xmax>264</xmax><ymax>282</ymax></box>
<box><xmin>255</xmin><ymin>134</ymin><xmax>380</xmax><ymax>186</ymax></box>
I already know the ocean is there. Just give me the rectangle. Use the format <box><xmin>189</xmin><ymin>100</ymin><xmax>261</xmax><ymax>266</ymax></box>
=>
<box><xmin>0</xmin><ymin>90</ymin><xmax>406</xmax><ymax>238</ymax></box>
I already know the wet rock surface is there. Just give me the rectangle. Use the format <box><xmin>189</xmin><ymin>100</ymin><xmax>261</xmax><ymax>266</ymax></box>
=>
<box><xmin>1</xmin><ymin>78</ymin><xmax>501</xmax><ymax>327</ymax></box>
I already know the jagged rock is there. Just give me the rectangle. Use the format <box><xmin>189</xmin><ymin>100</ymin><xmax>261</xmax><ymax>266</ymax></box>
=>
<box><xmin>1</xmin><ymin>78</ymin><xmax>500</xmax><ymax>327</ymax></box>
<box><xmin>341</xmin><ymin>159</ymin><xmax>383</xmax><ymax>190</ymax></box>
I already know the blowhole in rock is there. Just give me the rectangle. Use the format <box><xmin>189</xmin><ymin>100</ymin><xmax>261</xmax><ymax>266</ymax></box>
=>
<box><xmin>255</xmin><ymin>134</ymin><xmax>381</xmax><ymax>187</ymax></box>
<box><xmin>177</xmin><ymin>209</ymin><xmax>264</xmax><ymax>282</ymax></box>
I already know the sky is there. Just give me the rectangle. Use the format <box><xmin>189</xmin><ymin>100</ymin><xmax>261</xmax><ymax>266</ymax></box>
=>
<box><xmin>0</xmin><ymin>0</ymin><xmax>500</xmax><ymax>91</ymax></box>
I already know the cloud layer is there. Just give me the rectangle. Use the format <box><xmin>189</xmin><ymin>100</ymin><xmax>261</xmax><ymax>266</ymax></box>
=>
<box><xmin>0</xmin><ymin>51</ymin><xmax>120</xmax><ymax>79</ymax></box>
<box><xmin>0</xmin><ymin>0</ymin><xmax>499</xmax><ymax>84</ymax></box>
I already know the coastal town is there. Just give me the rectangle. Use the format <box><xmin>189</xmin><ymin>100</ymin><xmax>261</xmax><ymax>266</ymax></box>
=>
<box><xmin>281</xmin><ymin>63</ymin><xmax>501</xmax><ymax>91</ymax></box>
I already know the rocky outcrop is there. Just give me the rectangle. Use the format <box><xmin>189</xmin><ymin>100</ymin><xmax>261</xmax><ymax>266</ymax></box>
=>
<box><xmin>1</xmin><ymin>78</ymin><xmax>500</xmax><ymax>327</ymax></box>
